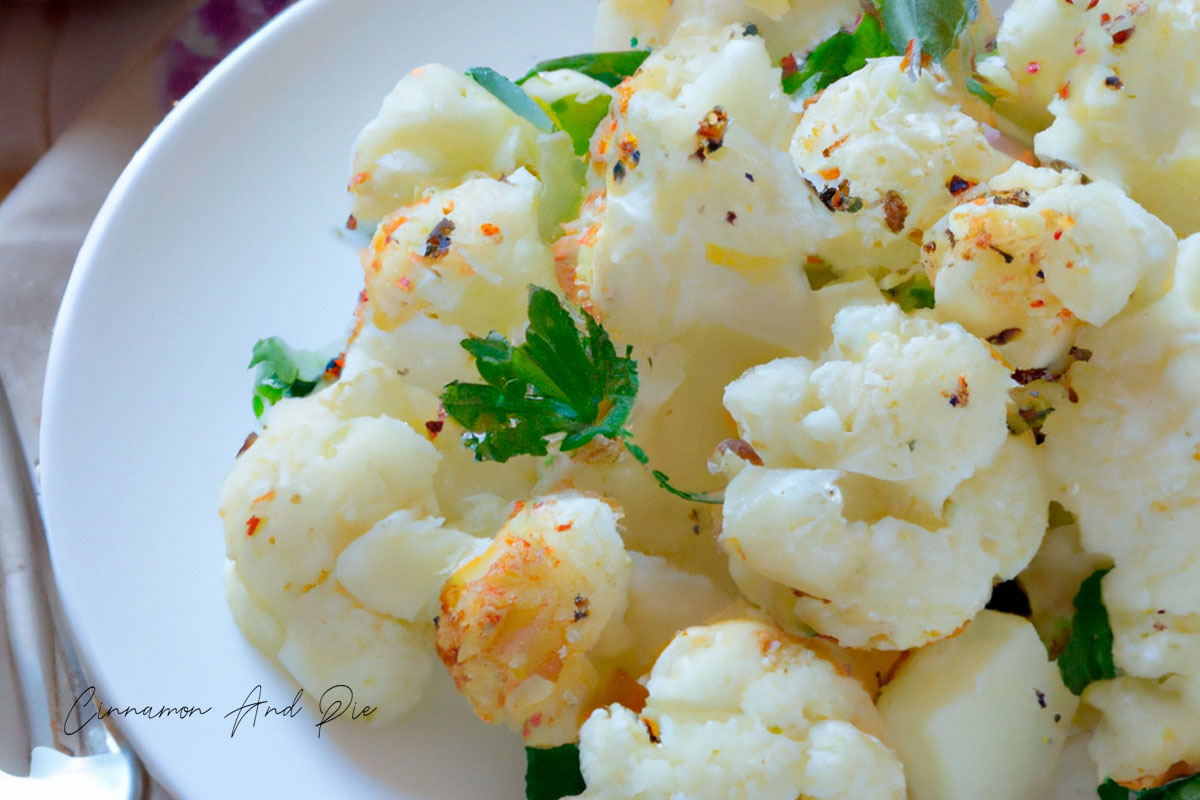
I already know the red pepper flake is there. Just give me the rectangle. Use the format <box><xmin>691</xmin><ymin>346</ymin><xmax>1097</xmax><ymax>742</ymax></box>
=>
<box><xmin>1027</xmin><ymin>61</ymin><xmax>1041</xmax><ymax>74</ymax></box>
<box><xmin>821</xmin><ymin>135</ymin><xmax>849</xmax><ymax>159</ymax></box>
<box><xmin>480</xmin><ymin>223</ymin><xmax>501</xmax><ymax>237</ymax></box>
<box><xmin>1087</xmin><ymin>0</ymin><xmax>1099</xmax><ymax>8</ymax></box>
<box><xmin>245</xmin><ymin>516</ymin><xmax>262</xmax><ymax>537</ymax></box>
<box><xmin>323</xmin><ymin>352</ymin><xmax>345</xmax><ymax>381</ymax></box>
<box><xmin>236</xmin><ymin>431</ymin><xmax>258</xmax><ymax>457</ymax></box>
<box><xmin>944</xmin><ymin>375</ymin><xmax>971</xmax><ymax>408</ymax></box>
<box><xmin>397</xmin><ymin>275</ymin><xmax>412</xmax><ymax>291</ymax></box>
<box><xmin>692</xmin><ymin>107</ymin><xmax>728</xmax><ymax>162</ymax></box>
<box><xmin>641</xmin><ymin>716</ymin><xmax>661</xmax><ymax>743</ymax></box>
<box><xmin>1030</xmin><ymin>299</ymin><xmax>1046</xmax><ymax>308</ymax></box>
<box><xmin>819</xmin><ymin>166</ymin><xmax>841</xmax><ymax>181</ymax></box>
<box><xmin>348</xmin><ymin>171</ymin><xmax>370</xmax><ymax>189</ymax></box>
<box><xmin>572</xmin><ymin>594</ymin><xmax>590</xmax><ymax>621</ymax></box>
<box><xmin>899</xmin><ymin>38</ymin><xmax>916</xmax><ymax>72</ymax></box>
<box><xmin>717</xmin><ymin>438</ymin><xmax>764</xmax><ymax>466</ymax></box>
<box><xmin>1054</xmin><ymin>229</ymin><xmax>1064</xmax><ymax>240</ymax></box>
<box><xmin>780</xmin><ymin>53</ymin><xmax>798</xmax><ymax>79</ymax></box>
<box><xmin>1105</xmin><ymin>75</ymin><xmax>1123</xmax><ymax>89</ymax></box>
<box><xmin>1058</xmin><ymin>81</ymin><xmax>1071</xmax><ymax>100</ymax></box>
<box><xmin>424</xmin><ymin>217</ymin><xmax>455</xmax><ymax>259</ymax></box>
<box><xmin>947</xmin><ymin>175</ymin><xmax>976</xmax><ymax>196</ymax></box>
<box><xmin>442</xmin><ymin>200</ymin><xmax>456</xmax><ymax>215</ymax></box>
<box><xmin>726</xmin><ymin>211</ymin><xmax>737</xmax><ymax>224</ymax></box>
<box><xmin>883</xmin><ymin>190</ymin><xmax>909</xmax><ymax>233</ymax></box>
<box><xmin>346</xmin><ymin>214</ymin><xmax>358</xmax><ymax>231</ymax></box>
<box><xmin>1100</xmin><ymin>12</ymin><xmax>1112</xmax><ymax>22</ymax></box>
<box><xmin>425</xmin><ymin>419</ymin><xmax>444</xmax><ymax>437</ymax></box>
<box><xmin>1112</xmin><ymin>27</ymin><xmax>1134</xmax><ymax>44</ymax></box>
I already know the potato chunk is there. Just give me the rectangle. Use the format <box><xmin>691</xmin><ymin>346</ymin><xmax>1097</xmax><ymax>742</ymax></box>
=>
<box><xmin>877</xmin><ymin>611</ymin><xmax>1077</xmax><ymax>800</ymax></box>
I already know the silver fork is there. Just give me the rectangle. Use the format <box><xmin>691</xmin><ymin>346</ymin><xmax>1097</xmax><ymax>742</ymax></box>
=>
<box><xmin>0</xmin><ymin>374</ymin><xmax>144</xmax><ymax>799</ymax></box>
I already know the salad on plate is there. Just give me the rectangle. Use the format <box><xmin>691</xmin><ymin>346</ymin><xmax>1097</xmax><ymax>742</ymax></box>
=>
<box><xmin>217</xmin><ymin>0</ymin><xmax>1200</xmax><ymax>796</ymax></box>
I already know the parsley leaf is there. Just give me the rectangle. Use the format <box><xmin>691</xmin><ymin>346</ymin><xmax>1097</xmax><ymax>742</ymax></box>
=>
<box><xmin>548</xmin><ymin>93</ymin><xmax>613</xmax><ymax>156</ymax></box>
<box><xmin>441</xmin><ymin>286</ymin><xmax>637</xmax><ymax>462</ymax></box>
<box><xmin>783</xmin><ymin>16</ymin><xmax>896</xmax><ymax>98</ymax></box>
<box><xmin>517</xmin><ymin>51</ymin><xmax>650</xmax><ymax>88</ymax></box>
<box><xmin>1099</xmin><ymin>773</ymin><xmax>1200</xmax><ymax>800</ymax></box>
<box><xmin>525</xmin><ymin>744</ymin><xmax>586</xmax><ymax>800</ymax></box>
<box><xmin>248</xmin><ymin>337</ymin><xmax>337</xmax><ymax>419</ymax></box>
<box><xmin>1058</xmin><ymin>568</ymin><xmax>1117</xmax><ymax>695</ymax></box>
<box><xmin>877</xmin><ymin>0</ymin><xmax>978</xmax><ymax>62</ymax></box>
<box><xmin>466</xmin><ymin>66</ymin><xmax>556</xmax><ymax>132</ymax></box>
<box><xmin>887</xmin><ymin>273</ymin><xmax>936</xmax><ymax>311</ymax></box>
<box><xmin>441</xmin><ymin>287</ymin><xmax>722</xmax><ymax>503</ymax></box>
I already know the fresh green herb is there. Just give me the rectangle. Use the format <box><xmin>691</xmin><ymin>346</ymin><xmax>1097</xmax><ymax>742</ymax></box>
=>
<box><xmin>441</xmin><ymin>286</ymin><xmax>638</xmax><ymax>462</ymax></box>
<box><xmin>1100</xmin><ymin>781</ymin><xmax>1133</xmax><ymax>800</ymax></box>
<box><xmin>877</xmin><ymin>0</ymin><xmax>978</xmax><ymax>62</ymax></box>
<box><xmin>624</xmin><ymin>440</ymin><xmax>723</xmax><ymax>504</ymax></box>
<box><xmin>466</xmin><ymin>66</ymin><xmax>555</xmax><ymax>132</ymax></box>
<box><xmin>441</xmin><ymin>287</ymin><xmax>721</xmax><ymax>503</ymax></box>
<box><xmin>966</xmin><ymin>75</ymin><xmax>997</xmax><ymax>105</ymax></box>
<box><xmin>887</xmin><ymin>273</ymin><xmax>936</xmax><ymax>311</ymax></box>
<box><xmin>1099</xmin><ymin>772</ymin><xmax>1200</xmax><ymax>800</ymax></box>
<box><xmin>525</xmin><ymin>744</ymin><xmax>586</xmax><ymax>800</ymax></box>
<box><xmin>782</xmin><ymin>16</ymin><xmax>896</xmax><ymax>97</ymax></box>
<box><xmin>548</xmin><ymin>93</ymin><xmax>613</xmax><ymax>156</ymax></box>
<box><xmin>1058</xmin><ymin>568</ymin><xmax>1117</xmax><ymax>695</ymax></box>
<box><xmin>248</xmin><ymin>337</ymin><xmax>337</xmax><ymax>419</ymax></box>
<box><xmin>517</xmin><ymin>51</ymin><xmax>650</xmax><ymax>88</ymax></box>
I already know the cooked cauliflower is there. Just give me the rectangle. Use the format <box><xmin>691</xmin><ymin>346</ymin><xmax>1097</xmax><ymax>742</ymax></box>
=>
<box><xmin>1084</xmin><ymin>674</ymin><xmax>1200</xmax><ymax>785</ymax></box>
<box><xmin>434</xmin><ymin>493</ymin><xmax>633</xmax><ymax>746</ymax></box>
<box><xmin>923</xmin><ymin>162</ymin><xmax>1176</xmax><ymax>368</ymax></box>
<box><xmin>564</xmin><ymin>27</ymin><xmax>821</xmax><ymax>352</ymax></box>
<box><xmin>1035</xmin><ymin>234</ymin><xmax>1200</xmax><ymax>782</ymax></box>
<box><xmin>349</xmin><ymin>64</ymin><xmax>541</xmax><ymax>222</ymax></box>
<box><xmin>721</xmin><ymin>436</ymin><xmax>1047</xmax><ymax>649</ymax></box>
<box><xmin>594</xmin><ymin>0</ymin><xmax>862</xmax><ymax>60</ymax></box>
<box><xmin>571</xmin><ymin>619</ymin><xmax>906</xmax><ymax>800</ymax></box>
<box><xmin>724</xmin><ymin>303</ymin><xmax>1015</xmax><ymax>510</ymax></box>
<box><xmin>791</xmin><ymin>57</ymin><xmax>1013</xmax><ymax>277</ymax></box>
<box><xmin>221</xmin><ymin>370</ymin><xmax>482</xmax><ymax>719</ymax></box>
<box><xmin>362</xmin><ymin>175</ymin><xmax>555</xmax><ymax>340</ymax></box>
<box><xmin>1031</xmin><ymin>0</ymin><xmax>1200</xmax><ymax>236</ymax></box>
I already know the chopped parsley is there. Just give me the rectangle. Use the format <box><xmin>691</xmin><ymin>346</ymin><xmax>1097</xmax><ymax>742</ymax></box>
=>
<box><xmin>1099</xmin><ymin>772</ymin><xmax>1200</xmax><ymax>800</ymax></box>
<box><xmin>1057</xmin><ymin>568</ymin><xmax>1117</xmax><ymax>696</ymax></box>
<box><xmin>248</xmin><ymin>337</ymin><xmax>339</xmax><ymax>419</ymax></box>
<box><xmin>516</xmin><ymin>51</ymin><xmax>650</xmax><ymax>88</ymax></box>
<box><xmin>877</xmin><ymin>0</ymin><xmax>979</xmax><ymax>62</ymax></box>
<box><xmin>887</xmin><ymin>273</ymin><xmax>936</xmax><ymax>311</ymax></box>
<box><xmin>441</xmin><ymin>287</ymin><xmax>721</xmax><ymax>503</ymax></box>
<box><xmin>525</xmin><ymin>744</ymin><xmax>586</xmax><ymax>800</ymax></box>
<box><xmin>782</xmin><ymin>15</ymin><xmax>896</xmax><ymax>98</ymax></box>
<box><xmin>466</xmin><ymin>66</ymin><xmax>556</xmax><ymax>132</ymax></box>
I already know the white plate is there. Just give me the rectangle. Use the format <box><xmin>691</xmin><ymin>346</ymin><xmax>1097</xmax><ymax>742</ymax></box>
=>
<box><xmin>39</xmin><ymin>1</ymin><xmax>591</xmax><ymax>797</ymax></box>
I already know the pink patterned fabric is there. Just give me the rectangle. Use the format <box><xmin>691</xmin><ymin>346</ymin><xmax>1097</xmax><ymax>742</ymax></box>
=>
<box><xmin>162</xmin><ymin>0</ymin><xmax>299</xmax><ymax>107</ymax></box>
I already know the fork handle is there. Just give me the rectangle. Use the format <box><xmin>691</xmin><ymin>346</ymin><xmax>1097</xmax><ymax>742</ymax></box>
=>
<box><xmin>0</xmin><ymin>374</ymin><xmax>111</xmax><ymax>758</ymax></box>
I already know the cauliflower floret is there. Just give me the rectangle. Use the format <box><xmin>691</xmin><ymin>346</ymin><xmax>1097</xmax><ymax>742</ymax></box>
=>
<box><xmin>349</xmin><ymin>63</ymin><xmax>541</xmax><ymax>222</ymax></box>
<box><xmin>923</xmin><ymin>162</ymin><xmax>1176</xmax><ymax>368</ymax></box>
<box><xmin>974</xmin><ymin>0</ymin><xmax>1120</xmax><ymax>135</ymax></box>
<box><xmin>791</xmin><ymin>57</ymin><xmax>1013</xmax><ymax>277</ymax></box>
<box><xmin>721</xmin><ymin>436</ymin><xmax>1048</xmax><ymax>650</ymax></box>
<box><xmin>1042</xmin><ymin>235</ymin><xmax>1200</xmax><ymax>782</ymax></box>
<box><xmin>563</xmin><ymin>27</ymin><xmax>821</xmax><ymax>352</ymax></box>
<box><xmin>1084</xmin><ymin>675</ymin><xmax>1200</xmax><ymax>785</ymax></box>
<box><xmin>362</xmin><ymin>175</ymin><xmax>555</xmax><ymax>340</ymax></box>
<box><xmin>434</xmin><ymin>493</ymin><xmax>633</xmax><ymax>746</ymax></box>
<box><xmin>1031</xmin><ymin>0</ymin><xmax>1200</xmax><ymax>236</ymax></box>
<box><xmin>572</xmin><ymin>619</ymin><xmax>906</xmax><ymax>799</ymax></box>
<box><xmin>724</xmin><ymin>303</ymin><xmax>1015</xmax><ymax>510</ymax></box>
<box><xmin>221</xmin><ymin>378</ymin><xmax>478</xmax><ymax>718</ymax></box>
<box><xmin>594</xmin><ymin>0</ymin><xmax>862</xmax><ymax>60</ymax></box>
